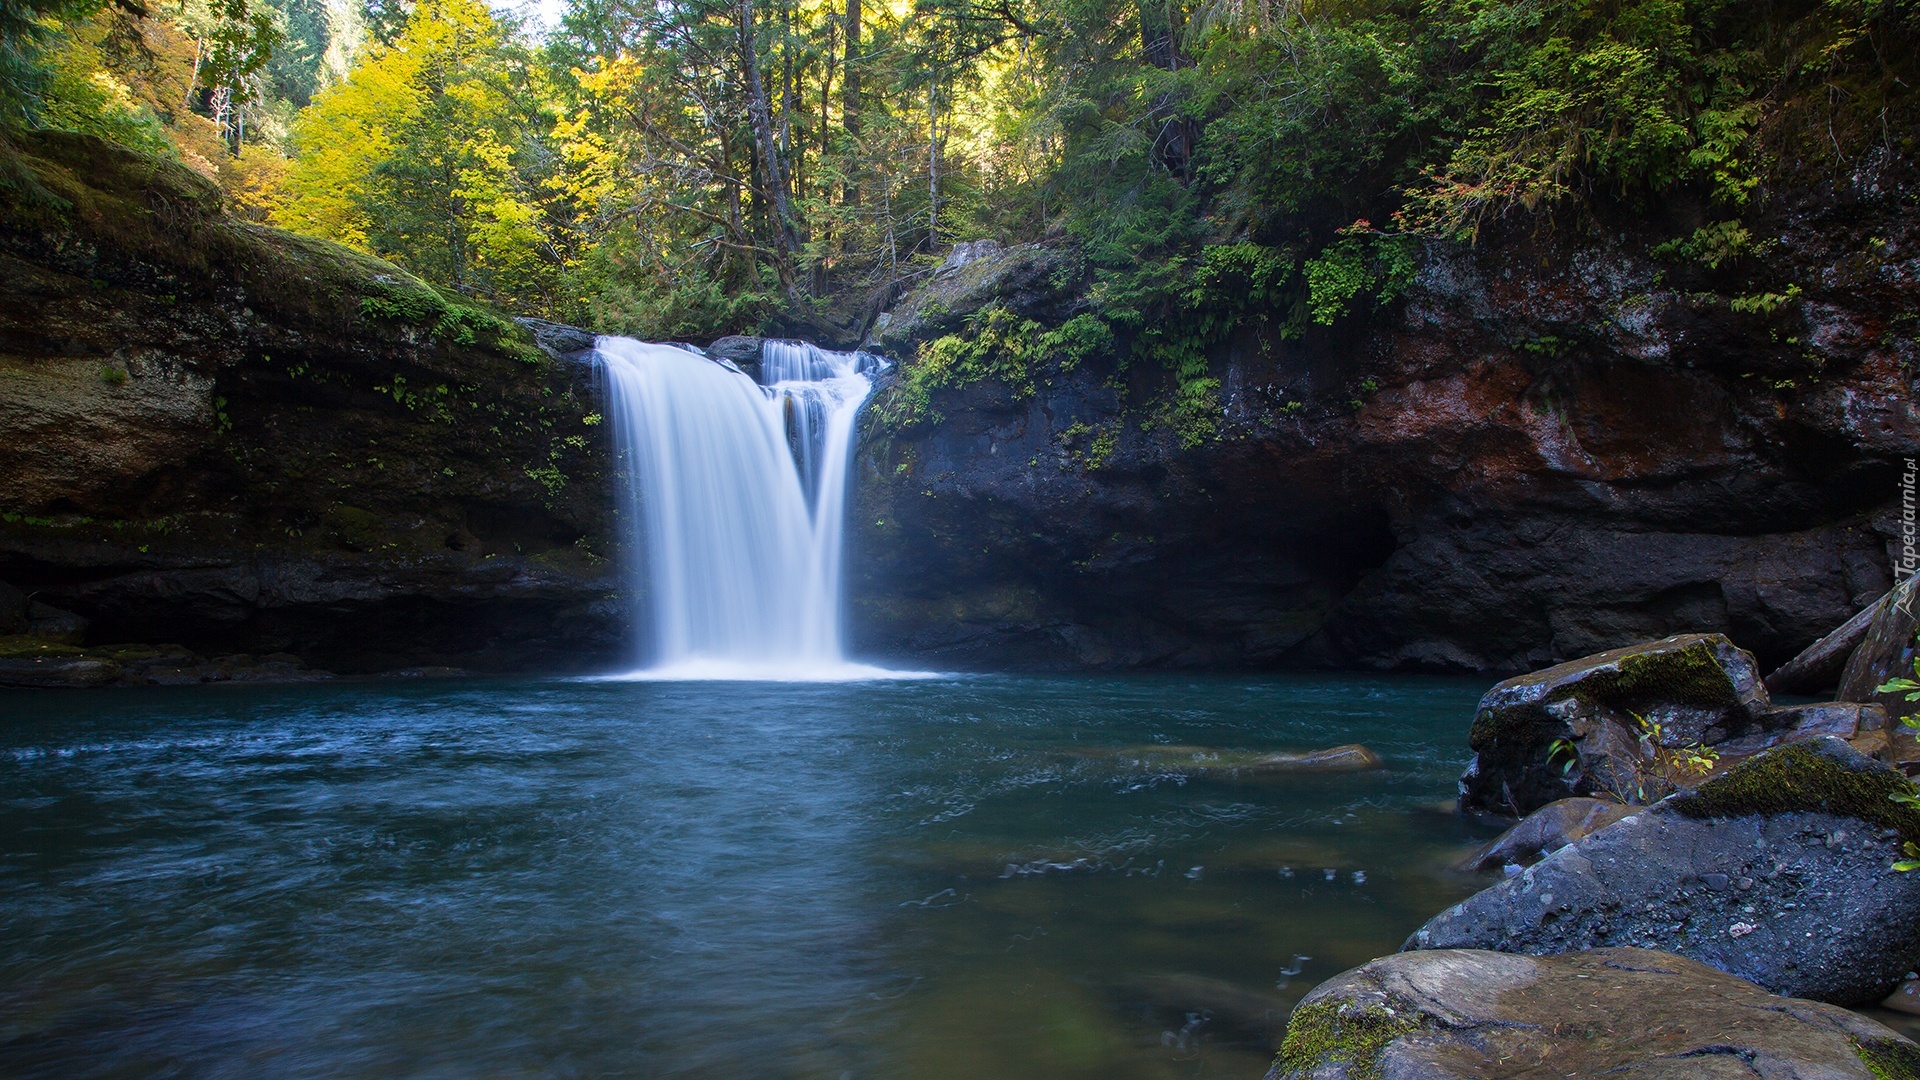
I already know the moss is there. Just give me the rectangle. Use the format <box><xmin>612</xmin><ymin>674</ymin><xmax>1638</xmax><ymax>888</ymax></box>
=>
<box><xmin>93</xmin><ymin>643</ymin><xmax>189</xmax><ymax>663</ymax></box>
<box><xmin>1856</xmin><ymin>1037</ymin><xmax>1920</xmax><ymax>1080</ymax></box>
<box><xmin>323</xmin><ymin>506</ymin><xmax>390</xmax><ymax>553</ymax></box>
<box><xmin>356</xmin><ymin>279</ymin><xmax>540</xmax><ymax>362</ymax></box>
<box><xmin>0</xmin><ymin>635</ymin><xmax>88</xmax><ymax>659</ymax></box>
<box><xmin>1671</xmin><ymin>740</ymin><xmax>1920</xmax><ymax>844</ymax></box>
<box><xmin>1</xmin><ymin>130</ymin><xmax>540</xmax><ymax>363</ymax></box>
<box><xmin>1578</xmin><ymin>638</ymin><xmax>1741</xmax><ymax>710</ymax></box>
<box><xmin>1469</xmin><ymin>705</ymin><xmax>1559</xmax><ymax>752</ymax></box>
<box><xmin>1272</xmin><ymin>1000</ymin><xmax>1426</xmax><ymax>1080</ymax></box>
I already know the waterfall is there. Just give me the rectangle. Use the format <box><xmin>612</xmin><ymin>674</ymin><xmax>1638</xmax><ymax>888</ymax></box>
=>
<box><xmin>594</xmin><ymin>336</ymin><xmax>905</xmax><ymax>680</ymax></box>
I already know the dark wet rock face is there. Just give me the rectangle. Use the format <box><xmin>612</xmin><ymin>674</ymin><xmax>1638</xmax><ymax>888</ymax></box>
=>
<box><xmin>1266</xmin><ymin>947</ymin><xmax>1920</xmax><ymax>1080</ymax></box>
<box><xmin>851</xmin><ymin>175</ymin><xmax>1917</xmax><ymax>672</ymax></box>
<box><xmin>0</xmin><ymin>582</ymin><xmax>27</xmax><ymax>635</ymax></box>
<box><xmin>0</xmin><ymin>131</ymin><xmax>625</xmax><ymax>675</ymax></box>
<box><xmin>1411</xmin><ymin>738</ymin><xmax>1920</xmax><ymax>1005</ymax></box>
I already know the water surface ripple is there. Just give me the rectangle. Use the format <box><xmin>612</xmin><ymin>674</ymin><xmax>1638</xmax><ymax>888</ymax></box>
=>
<box><xmin>0</xmin><ymin>673</ymin><xmax>1492</xmax><ymax>1079</ymax></box>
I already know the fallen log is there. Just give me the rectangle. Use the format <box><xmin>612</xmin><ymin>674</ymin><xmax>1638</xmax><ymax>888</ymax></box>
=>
<box><xmin>1764</xmin><ymin>587</ymin><xmax>1889</xmax><ymax>695</ymax></box>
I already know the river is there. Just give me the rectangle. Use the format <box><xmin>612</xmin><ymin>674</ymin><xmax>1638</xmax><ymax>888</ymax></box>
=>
<box><xmin>0</xmin><ymin>671</ymin><xmax>1493</xmax><ymax>1078</ymax></box>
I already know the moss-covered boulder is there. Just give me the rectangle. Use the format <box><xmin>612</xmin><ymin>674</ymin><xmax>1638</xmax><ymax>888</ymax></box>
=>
<box><xmin>1460</xmin><ymin>633</ymin><xmax>1771</xmax><ymax>816</ymax></box>
<box><xmin>1413</xmin><ymin>737</ymin><xmax>1920</xmax><ymax>1005</ymax></box>
<box><xmin>1266</xmin><ymin>947</ymin><xmax>1919</xmax><ymax>1080</ymax></box>
<box><xmin>864</xmin><ymin>241</ymin><xmax>1080</xmax><ymax>356</ymax></box>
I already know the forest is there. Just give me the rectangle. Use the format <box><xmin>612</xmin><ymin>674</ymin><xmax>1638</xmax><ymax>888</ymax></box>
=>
<box><xmin>3</xmin><ymin>0</ymin><xmax>1915</xmax><ymax>369</ymax></box>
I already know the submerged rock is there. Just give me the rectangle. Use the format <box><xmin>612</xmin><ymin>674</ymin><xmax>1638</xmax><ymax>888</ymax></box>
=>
<box><xmin>1078</xmin><ymin>744</ymin><xmax>1383</xmax><ymax>776</ymax></box>
<box><xmin>1245</xmin><ymin>745</ymin><xmax>1383</xmax><ymax>772</ymax></box>
<box><xmin>1266</xmin><ymin>947</ymin><xmax>1920</xmax><ymax>1080</ymax></box>
<box><xmin>1412</xmin><ymin>738</ymin><xmax>1920</xmax><ymax>1004</ymax></box>
<box><xmin>1457</xmin><ymin>797</ymin><xmax>1634</xmax><ymax>873</ymax></box>
<box><xmin>1118</xmin><ymin>973</ymin><xmax>1287</xmax><ymax>1050</ymax></box>
<box><xmin>1459</xmin><ymin>633</ymin><xmax>1771</xmax><ymax>816</ymax></box>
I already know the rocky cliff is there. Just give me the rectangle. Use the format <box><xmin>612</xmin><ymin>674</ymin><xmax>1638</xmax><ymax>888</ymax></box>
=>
<box><xmin>0</xmin><ymin>131</ymin><xmax>624</xmax><ymax>675</ymax></box>
<box><xmin>3</xmin><ymin>129</ymin><xmax>1915</xmax><ymax>681</ymax></box>
<box><xmin>847</xmin><ymin>167</ymin><xmax>1920</xmax><ymax>674</ymax></box>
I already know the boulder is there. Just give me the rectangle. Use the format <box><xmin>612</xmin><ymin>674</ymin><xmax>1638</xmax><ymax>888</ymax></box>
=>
<box><xmin>514</xmin><ymin>317</ymin><xmax>597</xmax><ymax>359</ymax></box>
<box><xmin>1457</xmin><ymin>797</ymin><xmax>1635</xmax><ymax>873</ymax></box>
<box><xmin>1411</xmin><ymin>737</ymin><xmax>1920</xmax><ymax>1004</ymax></box>
<box><xmin>866</xmin><ymin>242</ymin><xmax>1080</xmax><ymax>354</ymax></box>
<box><xmin>706</xmin><ymin>336</ymin><xmax>765</xmax><ymax>380</ymax></box>
<box><xmin>0</xmin><ymin>581</ymin><xmax>26</xmax><ymax>635</ymax></box>
<box><xmin>1715</xmin><ymin>700</ymin><xmax>1888</xmax><ymax>757</ymax></box>
<box><xmin>1266</xmin><ymin>947</ymin><xmax>1920</xmax><ymax>1080</ymax></box>
<box><xmin>1460</xmin><ymin>633</ymin><xmax>1771</xmax><ymax>816</ymax></box>
<box><xmin>1840</xmin><ymin>574</ymin><xmax>1920</xmax><ymax>726</ymax></box>
<box><xmin>24</xmin><ymin>601</ymin><xmax>87</xmax><ymax>644</ymax></box>
<box><xmin>1883</xmin><ymin>977</ymin><xmax>1920</xmax><ymax>1017</ymax></box>
<box><xmin>0</xmin><ymin>655</ymin><xmax>120</xmax><ymax>688</ymax></box>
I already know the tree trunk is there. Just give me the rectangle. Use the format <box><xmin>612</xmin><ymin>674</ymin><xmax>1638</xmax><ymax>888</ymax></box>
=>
<box><xmin>842</xmin><ymin>0</ymin><xmax>861</xmax><ymax>206</ymax></box>
<box><xmin>739</xmin><ymin>0</ymin><xmax>801</xmax><ymax>276</ymax></box>
<box><xmin>927</xmin><ymin>76</ymin><xmax>939</xmax><ymax>251</ymax></box>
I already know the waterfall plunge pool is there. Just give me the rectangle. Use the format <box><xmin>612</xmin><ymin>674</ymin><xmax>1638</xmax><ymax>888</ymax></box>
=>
<box><xmin>0</xmin><ymin>672</ymin><xmax>1495</xmax><ymax>1078</ymax></box>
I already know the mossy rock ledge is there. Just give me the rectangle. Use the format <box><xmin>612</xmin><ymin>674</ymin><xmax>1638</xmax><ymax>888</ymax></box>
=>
<box><xmin>1413</xmin><ymin>737</ymin><xmax>1920</xmax><ymax>1006</ymax></box>
<box><xmin>1266</xmin><ymin>947</ymin><xmax>1920</xmax><ymax>1080</ymax></box>
<box><xmin>0</xmin><ymin>130</ymin><xmax>624</xmax><ymax>674</ymax></box>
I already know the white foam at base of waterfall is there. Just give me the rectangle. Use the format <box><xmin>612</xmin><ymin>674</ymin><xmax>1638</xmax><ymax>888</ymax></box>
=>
<box><xmin>593</xmin><ymin>336</ymin><xmax>933</xmax><ymax>682</ymax></box>
<box><xmin>587</xmin><ymin>658</ymin><xmax>941</xmax><ymax>683</ymax></box>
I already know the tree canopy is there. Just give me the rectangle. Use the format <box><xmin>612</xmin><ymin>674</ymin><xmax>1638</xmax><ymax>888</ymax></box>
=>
<box><xmin>4</xmin><ymin>0</ymin><xmax>1915</xmax><ymax>366</ymax></box>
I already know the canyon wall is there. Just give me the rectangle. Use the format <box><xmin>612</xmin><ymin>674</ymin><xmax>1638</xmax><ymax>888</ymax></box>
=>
<box><xmin>848</xmin><ymin>169</ymin><xmax>1920</xmax><ymax>674</ymax></box>
<box><xmin>4</xmin><ymin>129</ymin><xmax>1916</xmax><ymax>679</ymax></box>
<box><xmin>0</xmin><ymin>131</ymin><xmax>623</xmax><ymax>673</ymax></box>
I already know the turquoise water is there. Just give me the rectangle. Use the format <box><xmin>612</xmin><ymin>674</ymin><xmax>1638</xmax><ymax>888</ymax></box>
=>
<box><xmin>0</xmin><ymin>673</ymin><xmax>1494</xmax><ymax>1078</ymax></box>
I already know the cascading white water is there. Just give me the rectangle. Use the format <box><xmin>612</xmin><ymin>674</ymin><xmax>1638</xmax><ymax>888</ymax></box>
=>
<box><xmin>594</xmin><ymin>336</ymin><xmax>901</xmax><ymax>680</ymax></box>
